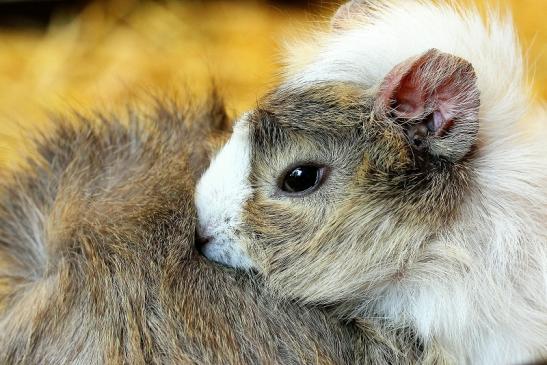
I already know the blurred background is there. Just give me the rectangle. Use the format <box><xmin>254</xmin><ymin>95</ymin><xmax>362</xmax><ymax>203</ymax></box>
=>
<box><xmin>0</xmin><ymin>0</ymin><xmax>545</xmax><ymax>168</ymax></box>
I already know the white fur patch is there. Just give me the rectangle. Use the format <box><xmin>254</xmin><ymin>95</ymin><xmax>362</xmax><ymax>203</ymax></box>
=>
<box><xmin>195</xmin><ymin>116</ymin><xmax>255</xmax><ymax>269</ymax></box>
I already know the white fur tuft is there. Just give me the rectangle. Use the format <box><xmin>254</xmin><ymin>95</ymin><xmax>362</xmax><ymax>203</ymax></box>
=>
<box><xmin>284</xmin><ymin>0</ymin><xmax>529</xmax><ymax>134</ymax></box>
<box><xmin>195</xmin><ymin>116</ymin><xmax>255</xmax><ymax>269</ymax></box>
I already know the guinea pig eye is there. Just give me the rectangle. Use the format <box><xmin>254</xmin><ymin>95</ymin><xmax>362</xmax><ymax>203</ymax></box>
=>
<box><xmin>280</xmin><ymin>165</ymin><xmax>326</xmax><ymax>195</ymax></box>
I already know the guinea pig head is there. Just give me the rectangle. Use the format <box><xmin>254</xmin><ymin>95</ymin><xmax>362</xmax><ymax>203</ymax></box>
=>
<box><xmin>195</xmin><ymin>49</ymin><xmax>480</xmax><ymax>305</ymax></box>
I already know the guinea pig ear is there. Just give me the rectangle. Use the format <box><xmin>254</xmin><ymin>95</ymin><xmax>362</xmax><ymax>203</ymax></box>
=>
<box><xmin>375</xmin><ymin>49</ymin><xmax>480</xmax><ymax>162</ymax></box>
<box><xmin>331</xmin><ymin>1</ymin><xmax>374</xmax><ymax>30</ymax></box>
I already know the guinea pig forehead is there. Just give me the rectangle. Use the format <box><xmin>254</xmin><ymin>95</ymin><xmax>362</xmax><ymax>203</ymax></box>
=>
<box><xmin>250</xmin><ymin>83</ymin><xmax>372</xmax><ymax>144</ymax></box>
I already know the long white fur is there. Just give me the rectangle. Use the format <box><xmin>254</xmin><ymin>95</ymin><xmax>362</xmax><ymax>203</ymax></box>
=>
<box><xmin>197</xmin><ymin>1</ymin><xmax>547</xmax><ymax>364</ymax></box>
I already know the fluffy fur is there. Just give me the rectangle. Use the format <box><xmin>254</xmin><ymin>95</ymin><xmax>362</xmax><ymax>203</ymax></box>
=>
<box><xmin>0</xmin><ymin>95</ymin><xmax>434</xmax><ymax>364</ymax></box>
<box><xmin>196</xmin><ymin>1</ymin><xmax>547</xmax><ymax>364</ymax></box>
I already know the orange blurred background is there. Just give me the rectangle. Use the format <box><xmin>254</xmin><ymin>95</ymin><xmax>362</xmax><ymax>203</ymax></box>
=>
<box><xmin>0</xmin><ymin>0</ymin><xmax>545</xmax><ymax>168</ymax></box>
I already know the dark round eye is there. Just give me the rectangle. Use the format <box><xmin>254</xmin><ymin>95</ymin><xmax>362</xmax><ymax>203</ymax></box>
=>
<box><xmin>280</xmin><ymin>165</ymin><xmax>325</xmax><ymax>194</ymax></box>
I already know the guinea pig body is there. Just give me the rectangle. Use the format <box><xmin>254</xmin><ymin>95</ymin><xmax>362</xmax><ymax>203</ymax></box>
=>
<box><xmin>196</xmin><ymin>1</ymin><xmax>547</xmax><ymax>364</ymax></box>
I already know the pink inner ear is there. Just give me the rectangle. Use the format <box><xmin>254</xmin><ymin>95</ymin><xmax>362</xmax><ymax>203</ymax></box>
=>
<box><xmin>379</xmin><ymin>58</ymin><xmax>429</xmax><ymax>120</ymax></box>
<box><xmin>391</xmin><ymin>74</ymin><xmax>426</xmax><ymax>118</ymax></box>
<box><xmin>377</xmin><ymin>49</ymin><xmax>478</xmax><ymax>137</ymax></box>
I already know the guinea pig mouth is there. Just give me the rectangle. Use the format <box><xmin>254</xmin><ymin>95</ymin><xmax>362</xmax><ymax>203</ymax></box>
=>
<box><xmin>194</xmin><ymin>229</ymin><xmax>211</xmax><ymax>256</ymax></box>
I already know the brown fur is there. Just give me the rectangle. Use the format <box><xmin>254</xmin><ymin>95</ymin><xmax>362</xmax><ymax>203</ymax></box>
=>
<box><xmin>0</xmin><ymin>94</ymin><xmax>432</xmax><ymax>364</ymax></box>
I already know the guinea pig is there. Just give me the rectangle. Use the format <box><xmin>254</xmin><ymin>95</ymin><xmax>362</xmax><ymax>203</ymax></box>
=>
<box><xmin>195</xmin><ymin>1</ymin><xmax>547</xmax><ymax>364</ymax></box>
<box><xmin>0</xmin><ymin>94</ymin><xmax>441</xmax><ymax>364</ymax></box>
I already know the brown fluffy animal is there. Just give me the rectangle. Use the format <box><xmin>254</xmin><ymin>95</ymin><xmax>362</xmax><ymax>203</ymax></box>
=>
<box><xmin>0</xmin><ymin>95</ymin><xmax>439</xmax><ymax>364</ymax></box>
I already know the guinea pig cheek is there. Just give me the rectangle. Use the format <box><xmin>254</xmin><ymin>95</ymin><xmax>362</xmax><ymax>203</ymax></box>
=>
<box><xmin>194</xmin><ymin>119</ymin><xmax>257</xmax><ymax>270</ymax></box>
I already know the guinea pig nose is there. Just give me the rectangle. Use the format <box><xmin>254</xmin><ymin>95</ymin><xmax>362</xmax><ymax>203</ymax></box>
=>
<box><xmin>195</xmin><ymin>231</ymin><xmax>212</xmax><ymax>254</ymax></box>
